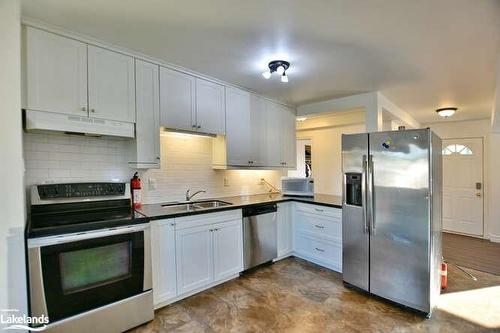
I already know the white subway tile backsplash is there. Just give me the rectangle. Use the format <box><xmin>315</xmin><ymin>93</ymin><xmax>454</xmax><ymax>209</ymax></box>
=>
<box><xmin>24</xmin><ymin>131</ymin><xmax>284</xmax><ymax>204</ymax></box>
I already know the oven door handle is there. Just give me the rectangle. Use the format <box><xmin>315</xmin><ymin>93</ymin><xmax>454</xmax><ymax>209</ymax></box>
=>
<box><xmin>27</xmin><ymin>223</ymin><xmax>150</xmax><ymax>248</ymax></box>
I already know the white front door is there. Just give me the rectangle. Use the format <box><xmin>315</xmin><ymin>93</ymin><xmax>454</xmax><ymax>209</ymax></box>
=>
<box><xmin>442</xmin><ymin>138</ymin><xmax>484</xmax><ymax>236</ymax></box>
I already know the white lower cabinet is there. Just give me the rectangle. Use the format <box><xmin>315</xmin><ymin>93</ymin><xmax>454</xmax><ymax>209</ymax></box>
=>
<box><xmin>176</xmin><ymin>224</ymin><xmax>214</xmax><ymax>295</ymax></box>
<box><xmin>293</xmin><ymin>203</ymin><xmax>343</xmax><ymax>272</ymax></box>
<box><xmin>152</xmin><ymin>210</ymin><xmax>243</xmax><ymax>308</ymax></box>
<box><xmin>213</xmin><ymin>220</ymin><xmax>244</xmax><ymax>281</ymax></box>
<box><xmin>151</xmin><ymin>218</ymin><xmax>177</xmax><ymax>306</ymax></box>
<box><xmin>277</xmin><ymin>202</ymin><xmax>293</xmax><ymax>259</ymax></box>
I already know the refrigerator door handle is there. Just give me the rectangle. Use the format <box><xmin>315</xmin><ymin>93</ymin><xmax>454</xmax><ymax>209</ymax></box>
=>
<box><xmin>368</xmin><ymin>154</ymin><xmax>376</xmax><ymax>235</ymax></box>
<box><xmin>362</xmin><ymin>155</ymin><xmax>369</xmax><ymax>233</ymax></box>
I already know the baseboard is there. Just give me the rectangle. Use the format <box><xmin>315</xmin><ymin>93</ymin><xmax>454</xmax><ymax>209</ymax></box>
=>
<box><xmin>154</xmin><ymin>273</ymin><xmax>239</xmax><ymax>310</ymax></box>
<box><xmin>489</xmin><ymin>234</ymin><xmax>500</xmax><ymax>243</ymax></box>
<box><xmin>293</xmin><ymin>252</ymin><xmax>342</xmax><ymax>273</ymax></box>
<box><xmin>273</xmin><ymin>252</ymin><xmax>293</xmax><ymax>262</ymax></box>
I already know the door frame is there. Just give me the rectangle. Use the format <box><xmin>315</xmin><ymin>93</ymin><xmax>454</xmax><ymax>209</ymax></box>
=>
<box><xmin>441</xmin><ymin>136</ymin><xmax>485</xmax><ymax>239</ymax></box>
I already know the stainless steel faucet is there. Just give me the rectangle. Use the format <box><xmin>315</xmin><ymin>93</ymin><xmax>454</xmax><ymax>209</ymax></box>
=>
<box><xmin>185</xmin><ymin>189</ymin><xmax>206</xmax><ymax>201</ymax></box>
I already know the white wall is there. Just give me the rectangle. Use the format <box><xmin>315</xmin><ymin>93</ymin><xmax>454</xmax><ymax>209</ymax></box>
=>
<box><xmin>141</xmin><ymin>133</ymin><xmax>283</xmax><ymax>203</ymax></box>
<box><xmin>0</xmin><ymin>0</ymin><xmax>28</xmax><ymax>324</ymax></box>
<box><xmin>24</xmin><ymin>132</ymin><xmax>283</xmax><ymax>204</ymax></box>
<box><xmin>424</xmin><ymin>119</ymin><xmax>500</xmax><ymax>241</ymax></box>
<box><xmin>297</xmin><ymin>123</ymin><xmax>365</xmax><ymax>196</ymax></box>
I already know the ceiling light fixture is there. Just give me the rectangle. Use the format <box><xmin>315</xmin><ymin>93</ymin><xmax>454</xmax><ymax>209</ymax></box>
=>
<box><xmin>436</xmin><ymin>107</ymin><xmax>457</xmax><ymax>118</ymax></box>
<box><xmin>262</xmin><ymin>60</ymin><xmax>290</xmax><ymax>83</ymax></box>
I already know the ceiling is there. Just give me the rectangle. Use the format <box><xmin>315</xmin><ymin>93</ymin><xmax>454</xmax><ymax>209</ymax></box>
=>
<box><xmin>21</xmin><ymin>0</ymin><xmax>500</xmax><ymax>123</ymax></box>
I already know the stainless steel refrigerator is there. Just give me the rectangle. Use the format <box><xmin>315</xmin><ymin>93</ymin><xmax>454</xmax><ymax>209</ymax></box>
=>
<box><xmin>342</xmin><ymin>128</ymin><xmax>442</xmax><ymax>316</ymax></box>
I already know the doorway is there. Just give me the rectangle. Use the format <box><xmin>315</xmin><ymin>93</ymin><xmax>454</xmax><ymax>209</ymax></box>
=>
<box><xmin>442</xmin><ymin>137</ymin><xmax>484</xmax><ymax>237</ymax></box>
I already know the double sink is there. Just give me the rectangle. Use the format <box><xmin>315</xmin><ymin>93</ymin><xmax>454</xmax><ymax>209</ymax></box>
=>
<box><xmin>161</xmin><ymin>200</ymin><xmax>232</xmax><ymax>213</ymax></box>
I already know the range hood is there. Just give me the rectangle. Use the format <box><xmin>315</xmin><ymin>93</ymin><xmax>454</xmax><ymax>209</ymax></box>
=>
<box><xmin>24</xmin><ymin>109</ymin><xmax>135</xmax><ymax>138</ymax></box>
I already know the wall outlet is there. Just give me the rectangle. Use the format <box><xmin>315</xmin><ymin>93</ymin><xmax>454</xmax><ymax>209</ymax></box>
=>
<box><xmin>223</xmin><ymin>177</ymin><xmax>229</xmax><ymax>187</ymax></box>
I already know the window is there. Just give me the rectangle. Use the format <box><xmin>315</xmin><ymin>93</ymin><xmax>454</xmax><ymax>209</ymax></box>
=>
<box><xmin>442</xmin><ymin>144</ymin><xmax>473</xmax><ymax>156</ymax></box>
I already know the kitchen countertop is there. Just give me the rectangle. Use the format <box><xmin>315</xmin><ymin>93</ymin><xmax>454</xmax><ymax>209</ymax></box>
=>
<box><xmin>136</xmin><ymin>193</ymin><xmax>342</xmax><ymax>220</ymax></box>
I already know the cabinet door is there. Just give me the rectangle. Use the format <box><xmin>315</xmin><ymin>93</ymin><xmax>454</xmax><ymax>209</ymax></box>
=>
<box><xmin>277</xmin><ymin>203</ymin><xmax>293</xmax><ymax>258</ymax></box>
<box><xmin>265</xmin><ymin>101</ymin><xmax>283</xmax><ymax>167</ymax></box>
<box><xmin>151</xmin><ymin>219</ymin><xmax>177</xmax><ymax>305</ymax></box>
<box><xmin>25</xmin><ymin>27</ymin><xmax>87</xmax><ymax>115</ymax></box>
<box><xmin>159</xmin><ymin>67</ymin><xmax>195</xmax><ymax>131</ymax></box>
<box><xmin>88</xmin><ymin>45</ymin><xmax>135</xmax><ymax>122</ymax></box>
<box><xmin>213</xmin><ymin>219</ymin><xmax>243</xmax><ymax>281</ymax></box>
<box><xmin>281</xmin><ymin>106</ymin><xmax>297</xmax><ymax>168</ymax></box>
<box><xmin>195</xmin><ymin>78</ymin><xmax>225</xmax><ymax>135</ymax></box>
<box><xmin>250</xmin><ymin>94</ymin><xmax>268</xmax><ymax>166</ymax></box>
<box><xmin>225</xmin><ymin>87</ymin><xmax>252</xmax><ymax>166</ymax></box>
<box><xmin>175</xmin><ymin>224</ymin><xmax>213</xmax><ymax>295</ymax></box>
<box><xmin>131</xmin><ymin>60</ymin><xmax>160</xmax><ymax>168</ymax></box>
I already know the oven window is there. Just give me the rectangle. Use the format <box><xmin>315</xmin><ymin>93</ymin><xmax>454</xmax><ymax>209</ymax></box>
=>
<box><xmin>59</xmin><ymin>242</ymin><xmax>132</xmax><ymax>294</ymax></box>
<box><xmin>40</xmin><ymin>231</ymin><xmax>145</xmax><ymax>323</ymax></box>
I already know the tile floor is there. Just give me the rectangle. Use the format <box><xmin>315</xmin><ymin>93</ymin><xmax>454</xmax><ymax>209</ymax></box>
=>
<box><xmin>130</xmin><ymin>257</ymin><xmax>500</xmax><ymax>333</ymax></box>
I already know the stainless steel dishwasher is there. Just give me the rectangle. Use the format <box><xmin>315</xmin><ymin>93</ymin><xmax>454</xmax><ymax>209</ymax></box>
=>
<box><xmin>242</xmin><ymin>203</ymin><xmax>278</xmax><ymax>270</ymax></box>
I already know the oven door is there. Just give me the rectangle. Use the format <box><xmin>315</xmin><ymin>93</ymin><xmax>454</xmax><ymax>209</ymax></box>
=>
<box><xmin>28</xmin><ymin>224</ymin><xmax>151</xmax><ymax>323</ymax></box>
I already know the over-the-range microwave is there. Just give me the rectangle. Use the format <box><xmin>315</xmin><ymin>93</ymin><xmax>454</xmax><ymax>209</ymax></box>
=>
<box><xmin>281</xmin><ymin>177</ymin><xmax>314</xmax><ymax>197</ymax></box>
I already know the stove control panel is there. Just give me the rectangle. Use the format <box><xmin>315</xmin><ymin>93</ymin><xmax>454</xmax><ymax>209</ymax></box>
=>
<box><xmin>37</xmin><ymin>182</ymin><xmax>126</xmax><ymax>199</ymax></box>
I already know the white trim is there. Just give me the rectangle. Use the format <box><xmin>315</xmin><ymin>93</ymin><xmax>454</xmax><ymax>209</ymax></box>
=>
<box><xmin>489</xmin><ymin>234</ymin><xmax>500</xmax><ymax>243</ymax></box>
<box><xmin>21</xmin><ymin>16</ymin><xmax>295</xmax><ymax>109</ymax></box>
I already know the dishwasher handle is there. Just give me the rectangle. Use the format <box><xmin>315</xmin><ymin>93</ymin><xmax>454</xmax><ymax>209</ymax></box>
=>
<box><xmin>242</xmin><ymin>203</ymin><xmax>277</xmax><ymax>217</ymax></box>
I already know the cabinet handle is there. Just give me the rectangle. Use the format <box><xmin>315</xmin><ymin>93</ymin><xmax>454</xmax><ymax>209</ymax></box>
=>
<box><xmin>81</xmin><ymin>106</ymin><xmax>87</xmax><ymax>112</ymax></box>
<box><xmin>248</xmin><ymin>161</ymin><xmax>254</xmax><ymax>164</ymax></box>
<box><xmin>157</xmin><ymin>156</ymin><xmax>160</xmax><ymax>160</ymax></box>
<box><xmin>314</xmin><ymin>208</ymin><xmax>324</xmax><ymax>212</ymax></box>
<box><xmin>315</xmin><ymin>247</ymin><xmax>325</xmax><ymax>252</ymax></box>
<box><xmin>170</xmin><ymin>223</ymin><xmax>175</xmax><ymax>226</ymax></box>
<box><xmin>192</xmin><ymin>125</ymin><xmax>197</xmax><ymax>128</ymax></box>
<box><xmin>197</xmin><ymin>125</ymin><xmax>201</xmax><ymax>129</ymax></box>
<box><xmin>91</xmin><ymin>108</ymin><xmax>95</xmax><ymax>113</ymax></box>
<box><xmin>314</xmin><ymin>224</ymin><xmax>325</xmax><ymax>229</ymax></box>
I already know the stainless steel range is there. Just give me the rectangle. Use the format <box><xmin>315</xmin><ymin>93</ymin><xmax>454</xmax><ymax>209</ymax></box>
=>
<box><xmin>26</xmin><ymin>182</ymin><xmax>154</xmax><ymax>333</ymax></box>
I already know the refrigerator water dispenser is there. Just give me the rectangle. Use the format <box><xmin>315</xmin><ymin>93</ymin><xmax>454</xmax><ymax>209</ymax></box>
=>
<box><xmin>345</xmin><ymin>173</ymin><xmax>362</xmax><ymax>206</ymax></box>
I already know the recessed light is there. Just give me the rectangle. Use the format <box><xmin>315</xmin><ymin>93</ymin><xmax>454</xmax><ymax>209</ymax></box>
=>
<box><xmin>436</xmin><ymin>107</ymin><xmax>457</xmax><ymax>118</ymax></box>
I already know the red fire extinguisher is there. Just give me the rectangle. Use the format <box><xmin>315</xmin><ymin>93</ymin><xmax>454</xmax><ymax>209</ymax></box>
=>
<box><xmin>131</xmin><ymin>172</ymin><xmax>142</xmax><ymax>209</ymax></box>
<box><xmin>441</xmin><ymin>262</ymin><xmax>448</xmax><ymax>290</ymax></box>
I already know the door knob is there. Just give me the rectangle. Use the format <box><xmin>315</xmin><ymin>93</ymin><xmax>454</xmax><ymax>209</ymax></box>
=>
<box><xmin>476</xmin><ymin>193</ymin><xmax>481</xmax><ymax>197</ymax></box>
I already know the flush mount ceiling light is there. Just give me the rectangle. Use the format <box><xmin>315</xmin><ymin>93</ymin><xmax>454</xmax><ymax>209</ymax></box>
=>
<box><xmin>436</xmin><ymin>107</ymin><xmax>457</xmax><ymax>118</ymax></box>
<box><xmin>262</xmin><ymin>60</ymin><xmax>290</xmax><ymax>83</ymax></box>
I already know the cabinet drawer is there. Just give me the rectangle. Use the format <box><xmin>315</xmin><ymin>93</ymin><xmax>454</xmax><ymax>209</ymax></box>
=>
<box><xmin>175</xmin><ymin>209</ymin><xmax>242</xmax><ymax>229</ymax></box>
<box><xmin>295</xmin><ymin>232</ymin><xmax>342</xmax><ymax>268</ymax></box>
<box><xmin>295</xmin><ymin>203</ymin><xmax>342</xmax><ymax>218</ymax></box>
<box><xmin>295</xmin><ymin>211</ymin><xmax>341</xmax><ymax>243</ymax></box>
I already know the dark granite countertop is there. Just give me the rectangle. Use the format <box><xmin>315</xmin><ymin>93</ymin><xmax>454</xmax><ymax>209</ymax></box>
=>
<box><xmin>136</xmin><ymin>193</ymin><xmax>342</xmax><ymax>220</ymax></box>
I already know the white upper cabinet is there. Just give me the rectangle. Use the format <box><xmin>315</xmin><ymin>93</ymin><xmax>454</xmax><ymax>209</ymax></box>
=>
<box><xmin>25</xmin><ymin>27</ymin><xmax>87</xmax><ymax>115</ymax></box>
<box><xmin>159</xmin><ymin>67</ymin><xmax>196</xmax><ymax>131</ymax></box>
<box><xmin>281</xmin><ymin>106</ymin><xmax>297</xmax><ymax>168</ymax></box>
<box><xmin>225</xmin><ymin>87</ymin><xmax>252</xmax><ymax>166</ymax></box>
<box><xmin>88</xmin><ymin>45</ymin><xmax>136</xmax><ymax>122</ymax></box>
<box><xmin>130</xmin><ymin>60</ymin><xmax>160</xmax><ymax>168</ymax></box>
<box><xmin>250</xmin><ymin>94</ymin><xmax>268</xmax><ymax>165</ymax></box>
<box><xmin>265</xmin><ymin>101</ymin><xmax>284</xmax><ymax>167</ymax></box>
<box><xmin>195</xmin><ymin>78</ymin><xmax>225</xmax><ymax>135</ymax></box>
